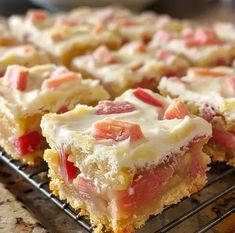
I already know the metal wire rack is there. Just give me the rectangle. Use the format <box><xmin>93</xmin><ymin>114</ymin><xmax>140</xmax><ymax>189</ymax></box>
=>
<box><xmin>0</xmin><ymin>148</ymin><xmax>234</xmax><ymax>233</ymax></box>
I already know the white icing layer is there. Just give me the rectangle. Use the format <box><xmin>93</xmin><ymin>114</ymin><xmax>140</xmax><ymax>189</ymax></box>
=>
<box><xmin>0</xmin><ymin>45</ymin><xmax>50</xmax><ymax>69</ymax></box>
<box><xmin>158</xmin><ymin>67</ymin><xmax>235</xmax><ymax>121</ymax></box>
<box><xmin>0</xmin><ymin>64</ymin><xmax>109</xmax><ymax>117</ymax></box>
<box><xmin>41</xmin><ymin>89</ymin><xmax>212</xmax><ymax>170</ymax></box>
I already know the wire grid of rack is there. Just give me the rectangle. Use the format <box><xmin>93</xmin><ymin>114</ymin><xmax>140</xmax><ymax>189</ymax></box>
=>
<box><xmin>0</xmin><ymin>148</ymin><xmax>234</xmax><ymax>233</ymax></box>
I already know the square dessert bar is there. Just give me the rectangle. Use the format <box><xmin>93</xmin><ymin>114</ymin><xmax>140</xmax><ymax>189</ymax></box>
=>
<box><xmin>149</xmin><ymin>27</ymin><xmax>235</xmax><ymax>67</ymax></box>
<box><xmin>159</xmin><ymin>67</ymin><xmax>235</xmax><ymax>165</ymax></box>
<box><xmin>72</xmin><ymin>43</ymin><xmax>190</xmax><ymax>96</ymax></box>
<box><xmin>0</xmin><ymin>64</ymin><xmax>109</xmax><ymax>164</ymax></box>
<box><xmin>9</xmin><ymin>9</ymin><xmax>122</xmax><ymax>66</ymax></box>
<box><xmin>41</xmin><ymin>88</ymin><xmax>211</xmax><ymax>232</ymax></box>
<box><xmin>0</xmin><ymin>44</ymin><xmax>51</xmax><ymax>75</ymax></box>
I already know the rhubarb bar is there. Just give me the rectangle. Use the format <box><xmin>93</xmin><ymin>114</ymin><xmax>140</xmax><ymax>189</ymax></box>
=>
<box><xmin>149</xmin><ymin>27</ymin><xmax>235</xmax><ymax>67</ymax></box>
<box><xmin>72</xmin><ymin>43</ymin><xmax>190</xmax><ymax>96</ymax></box>
<box><xmin>0</xmin><ymin>64</ymin><xmax>109</xmax><ymax>164</ymax></box>
<box><xmin>41</xmin><ymin>88</ymin><xmax>211</xmax><ymax>232</ymax></box>
<box><xmin>9</xmin><ymin>9</ymin><xmax>122</xmax><ymax>66</ymax></box>
<box><xmin>159</xmin><ymin>67</ymin><xmax>235</xmax><ymax>165</ymax></box>
<box><xmin>0</xmin><ymin>44</ymin><xmax>51</xmax><ymax>76</ymax></box>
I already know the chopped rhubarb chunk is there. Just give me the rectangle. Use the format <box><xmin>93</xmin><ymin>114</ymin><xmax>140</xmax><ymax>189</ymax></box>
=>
<box><xmin>58</xmin><ymin>150</ymin><xmax>80</xmax><ymax>182</ymax></box>
<box><xmin>27</xmin><ymin>10</ymin><xmax>48</xmax><ymax>21</ymax></box>
<box><xmin>11</xmin><ymin>131</ymin><xmax>42</xmax><ymax>156</ymax></box>
<box><xmin>78</xmin><ymin>176</ymin><xmax>96</xmax><ymax>200</ymax></box>
<box><xmin>210</xmin><ymin>127</ymin><xmax>235</xmax><ymax>151</ymax></box>
<box><xmin>155</xmin><ymin>50</ymin><xmax>171</xmax><ymax>61</ymax></box>
<box><xmin>215</xmin><ymin>57</ymin><xmax>228</xmax><ymax>66</ymax></box>
<box><xmin>93</xmin><ymin>46</ymin><xmax>117</xmax><ymax>64</ymax></box>
<box><xmin>93</xmin><ymin>119</ymin><xmax>144</xmax><ymax>142</ymax></box>
<box><xmin>184</xmin><ymin>39</ymin><xmax>202</xmax><ymax>48</ymax></box>
<box><xmin>117</xmin><ymin>163</ymin><xmax>174</xmax><ymax>213</ymax></box>
<box><xmin>96</xmin><ymin>101</ymin><xmax>135</xmax><ymax>115</ymax></box>
<box><xmin>182</xmin><ymin>27</ymin><xmax>194</xmax><ymax>38</ymax></box>
<box><xmin>57</xmin><ymin>105</ymin><xmax>69</xmax><ymax>114</ymax></box>
<box><xmin>227</xmin><ymin>76</ymin><xmax>235</xmax><ymax>90</ymax></box>
<box><xmin>51</xmin><ymin>33</ymin><xmax>63</xmax><ymax>42</ymax></box>
<box><xmin>153</xmin><ymin>31</ymin><xmax>171</xmax><ymax>44</ymax></box>
<box><xmin>56</xmin><ymin>18</ymin><xmax>79</xmax><ymax>27</ymax></box>
<box><xmin>194</xmin><ymin>28</ymin><xmax>222</xmax><ymax>45</ymax></box>
<box><xmin>163</xmin><ymin>99</ymin><xmax>188</xmax><ymax>120</ymax></box>
<box><xmin>41</xmin><ymin>72</ymin><xmax>77</xmax><ymax>90</ymax></box>
<box><xmin>163</xmin><ymin>68</ymin><xmax>176</xmax><ymax>77</ymax></box>
<box><xmin>135</xmin><ymin>77</ymin><xmax>157</xmax><ymax>90</ymax></box>
<box><xmin>4</xmin><ymin>65</ymin><xmax>28</xmax><ymax>91</ymax></box>
<box><xmin>133</xmin><ymin>88</ymin><xmax>164</xmax><ymax>108</ymax></box>
<box><xmin>137</xmin><ymin>42</ymin><xmax>146</xmax><ymax>53</ymax></box>
<box><xmin>116</xmin><ymin>19</ymin><xmax>137</xmax><ymax>27</ymax></box>
<box><xmin>191</xmin><ymin>68</ymin><xmax>227</xmax><ymax>77</ymax></box>
<box><xmin>185</xmin><ymin>28</ymin><xmax>223</xmax><ymax>47</ymax></box>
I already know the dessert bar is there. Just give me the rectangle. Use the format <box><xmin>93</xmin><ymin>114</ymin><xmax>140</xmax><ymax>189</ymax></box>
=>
<box><xmin>0</xmin><ymin>64</ymin><xmax>109</xmax><ymax>164</ymax></box>
<box><xmin>159</xmin><ymin>67</ymin><xmax>235</xmax><ymax>165</ymax></box>
<box><xmin>41</xmin><ymin>88</ymin><xmax>211</xmax><ymax>232</ymax></box>
<box><xmin>72</xmin><ymin>43</ymin><xmax>190</xmax><ymax>96</ymax></box>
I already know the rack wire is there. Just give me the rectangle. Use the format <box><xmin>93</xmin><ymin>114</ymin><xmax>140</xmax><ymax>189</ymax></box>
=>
<box><xmin>0</xmin><ymin>148</ymin><xmax>234</xmax><ymax>233</ymax></box>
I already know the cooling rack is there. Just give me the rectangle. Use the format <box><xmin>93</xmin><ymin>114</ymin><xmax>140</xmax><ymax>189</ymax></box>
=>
<box><xmin>0</xmin><ymin>148</ymin><xmax>234</xmax><ymax>233</ymax></box>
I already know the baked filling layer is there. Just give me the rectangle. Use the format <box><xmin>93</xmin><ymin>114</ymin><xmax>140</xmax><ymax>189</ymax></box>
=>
<box><xmin>45</xmin><ymin>139</ymin><xmax>210</xmax><ymax>233</ymax></box>
<box><xmin>0</xmin><ymin>112</ymin><xmax>46</xmax><ymax>164</ymax></box>
<box><xmin>159</xmin><ymin>87</ymin><xmax>235</xmax><ymax>166</ymax></box>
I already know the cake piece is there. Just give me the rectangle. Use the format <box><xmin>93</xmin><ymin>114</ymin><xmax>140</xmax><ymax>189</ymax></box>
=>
<box><xmin>9</xmin><ymin>9</ymin><xmax>122</xmax><ymax>66</ymax></box>
<box><xmin>41</xmin><ymin>88</ymin><xmax>211</xmax><ymax>232</ymax></box>
<box><xmin>0</xmin><ymin>64</ymin><xmax>109</xmax><ymax>164</ymax></box>
<box><xmin>149</xmin><ymin>27</ymin><xmax>235</xmax><ymax>67</ymax></box>
<box><xmin>72</xmin><ymin>43</ymin><xmax>190</xmax><ymax>96</ymax></box>
<box><xmin>159</xmin><ymin>67</ymin><xmax>235</xmax><ymax>165</ymax></box>
<box><xmin>0</xmin><ymin>44</ymin><xmax>51</xmax><ymax>76</ymax></box>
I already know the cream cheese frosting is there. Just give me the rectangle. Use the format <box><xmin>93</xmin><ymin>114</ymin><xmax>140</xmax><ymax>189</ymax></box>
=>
<box><xmin>72</xmin><ymin>43</ymin><xmax>189</xmax><ymax>94</ymax></box>
<box><xmin>0</xmin><ymin>64</ymin><xmax>109</xmax><ymax>118</ymax></box>
<box><xmin>41</xmin><ymin>89</ymin><xmax>212</xmax><ymax>172</ymax></box>
<box><xmin>0</xmin><ymin>45</ymin><xmax>50</xmax><ymax>69</ymax></box>
<box><xmin>149</xmin><ymin>28</ymin><xmax>235</xmax><ymax>66</ymax></box>
<box><xmin>158</xmin><ymin>67</ymin><xmax>235</xmax><ymax>121</ymax></box>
